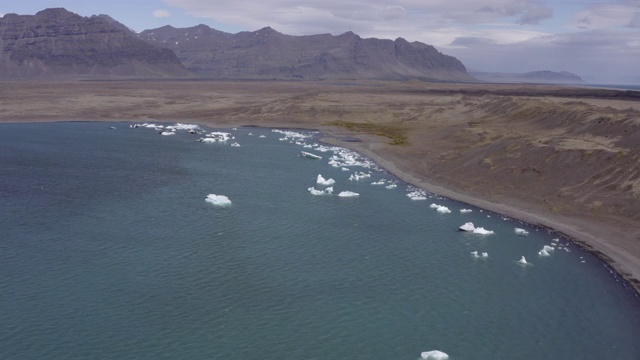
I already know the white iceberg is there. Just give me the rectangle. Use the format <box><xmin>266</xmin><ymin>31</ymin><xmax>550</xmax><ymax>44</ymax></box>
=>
<box><xmin>481</xmin><ymin>252</ymin><xmax>489</xmax><ymax>258</ymax></box>
<box><xmin>160</xmin><ymin>131</ymin><xmax>175</xmax><ymax>136</ymax></box>
<box><xmin>518</xmin><ymin>256</ymin><xmax>528</xmax><ymax>264</ymax></box>
<box><xmin>338</xmin><ymin>191</ymin><xmax>359</xmax><ymax>197</ymax></box>
<box><xmin>538</xmin><ymin>249</ymin><xmax>550</xmax><ymax>256</ymax></box>
<box><xmin>473</xmin><ymin>227</ymin><xmax>494</xmax><ymax>235</ymax></box>
<box><xmin>515</xmin><ymin>228</ymin><xmax>529</xmax><ymax>236</ymax></box>
<box><xmin>316</xmin><ymin>174</ymin><xmax>336</xmax><ymax>186</ymax></box>
<box><xmin>308</xmin><ymin>187</ymin><xmax>333</xmax><ymax>196</ymax></box>
<box><xmin>542</xmin><ymin>245</ymin><xmax>555</xmax><ymax>252</ymax></box>
<box><xmin>430</xmin><ymin>203</ymin><xmax>451</xmax><ymax>214</ymax></box>
<box><xmin>470</xmin><ymin>251</ymin><xmax>479</xmax><ymax>257</ymax></box>
<box><xmin>231</xmin><ymin>142</ymin><xmax>241</xmax><ymax>147</ymax></box>
<box><xmin>459</xmin><ymin>222</ymin><xmax>476</xmax><ymax>232</ymax></box>
<box><xmin>349</xmin><ymin>172</ymin><xmax>371</xmax><ymax>181</ymax></box>
<box><xmin>371</xmin><ymin>180</ymin><xmax>385</xmax><ymax>185</ymax></box>
<box><xmin>421</xmin><ymin>350</ymin><xmax>449</xmax><ymax>360</ymax></box>
<box><xmin>385</xmin><ymin>184</ymin><xmax>397</xmax><ymax>189</ymax></box>
<box><xmin>205</xmin><ymin>194</ymin><xmax>232</xmax><ymax>207</ymax></box>
<box><xmin>460</xmin><ymin>209</ymin><xmax>473</xmax><ymax>213</ymax></box>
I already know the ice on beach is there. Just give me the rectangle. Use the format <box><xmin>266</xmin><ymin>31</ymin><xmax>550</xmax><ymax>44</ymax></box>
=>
<box><xmin>308</xmin><ymin>187</ymin><xmax>333</xmax><ymax>196</ymax></box>
<box><xmin>515</xmin><ymin>228</ymin><xmax>529</xmax><ymax>236</ymax></box>
<box><xmin>538</xmin><ymin>249</ymin><xmax>551</xmax><ymax>256</ymax></box>
<box><xmin>421</xmin><ymin>350</ymin><xmax>449</xmax><ymax>360</ymax></box>
<box><xmin>518</xmin><ymin>256</ymin><xmax>528</xmax><ymax>264</ymax></box>
<box><xmin>349</xmin><ymin>172</ymin><xmax>371</xmax><ymax>181</ymax></box>
<box><xmin>205</xmin><ymin>194</ymin><xmax>232</xmax><ymax>207</ymax></box>
<box><xmin>161</xmin><ymin>131</ymin><xmax>175</xmax><ymax>136</ymax></box>
<box><xmin>430</xmin><ymin>203</ymin><xmax>451</xmax><ymax>214</ymax></box>
<box><xmin>316</xmin><ymin>174</ymin><xmax>336</xmax><ymax>186</ymax></box>
<box><xmin>460</xmin><ymin>209</ymin><xmax>473</xmax><ymax>213</ymax></box>
<box><xmin>338</xmin><ymin>191</ymin><xmax>359</xmax><ymax>197</ymax></box>
<box><xmin>324</xmin><ymin>147</ymin><xmax>377</xmax><ymax>169</ymax></box>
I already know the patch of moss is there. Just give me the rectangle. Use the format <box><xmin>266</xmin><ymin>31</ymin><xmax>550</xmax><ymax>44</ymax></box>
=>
<box><xmin>327</xmin><ymin>121</ymin><xmax>408</xmax><ymax>145</ymax></box>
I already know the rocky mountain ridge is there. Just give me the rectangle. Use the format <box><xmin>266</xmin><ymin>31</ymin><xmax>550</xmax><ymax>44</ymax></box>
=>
<box><xmin>0</xmin><ymin>8</ymin><xmax>188</xmax><ymax>78</ymax></box>
<box><xmin>138</xmin><ymin>24</ymin><xmax>474</xmax><ymax>81</ymax></box>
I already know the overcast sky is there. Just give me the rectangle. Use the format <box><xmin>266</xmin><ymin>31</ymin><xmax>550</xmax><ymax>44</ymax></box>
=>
<box><xmin>2</xmin><ymin>0</ymin><xmax>640</xmax><ymax>84</ymax></box>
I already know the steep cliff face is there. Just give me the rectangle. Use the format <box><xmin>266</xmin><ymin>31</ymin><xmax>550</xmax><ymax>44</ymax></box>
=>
<box><xmin>139</xmin><ymin>25</ymin><xmax>474</xmax><ymax>81</ymax></box>
<box><xmin>0</xmin><ymin>8</ymin><xmax>189</xmax><ymax>78</ymax></box>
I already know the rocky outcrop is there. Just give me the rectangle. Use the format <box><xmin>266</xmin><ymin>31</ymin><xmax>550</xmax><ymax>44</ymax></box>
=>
<box><xmin>139</xmin><ymin>25</ymin><xmax>474</xmax><ymax>81</ymax></box>
<box><xmin>0</xmin><ymin>8</ymin><xmax>189</xmax><ymax>78</ymax></box>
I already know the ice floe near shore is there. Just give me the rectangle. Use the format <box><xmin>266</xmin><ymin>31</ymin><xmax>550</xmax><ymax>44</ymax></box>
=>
<box><xmin>430</xmin><ymin>203</ymin><xmax>451</xmax><ymax>214</ymax></box>
<box><xmin>349</xmin><ymin>172</ymin><xmax>371</xmax><ymax>181</ymax></box>
<box><xmin>458</xmin><ymin>222</ymin><xmax>494</xmax><ymax>234</ymax></box>
<box><xmin>460</xmin><ymin>208</ymin><xmax>473</xmax><ymax>213</ymax></box>
<box><xmin>406</xmin><ymin>187</ymin><xmax>427</xmax><ymax>200</ymax></box>
<box><xmin>316</xmin><ymin>174</ymin><xmax>335</xmax><ymax>186</ymax></box>
<box><xmin>515</xmin><ymin>228</ymin><xmax>529</xmax><ymax>236</ymax></box>
<box><xmin>205</xmin><ymin>194</ymin><xmax>232</xmax><ymax>207</ymax></box>
<box><xmin>421</xmin><ymin>350</ymin><xmax>449</xmax><ymax>359</ymax></box>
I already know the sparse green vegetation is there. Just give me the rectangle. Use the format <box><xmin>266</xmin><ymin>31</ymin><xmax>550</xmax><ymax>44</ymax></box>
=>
<box><xmin>327</xmin><ymin>120</ymin><xmax>408</xmax><ymax>145</ymax></box>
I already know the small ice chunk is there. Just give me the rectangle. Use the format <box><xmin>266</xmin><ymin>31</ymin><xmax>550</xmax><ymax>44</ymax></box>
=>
<box><xmin>542</xmin><ymin>245</ymin><xmax>554</xmax><ymax>252</ymax></box>
<box><xmin>161</xmin><ymin>131</ymin><xmax>175</xmax><ymax>136</ymax></box>
<box><xmin>552</xmin><ymin>238</ymin><xmax>559</xmax><ymax>242</ymax></box>
<box><xmin>538</xmin><ymin>249</ymin><xmax>550</xmax><ymax>256</ymax></box>
<box><xmin>231</xmin><ymin>142</ymin><xmax>241</xmax><ymax>147</ymax></box>
<box><xmin>259</xmin><ymin>135</ymin><xmax>266</xmax><ymax>138</ymax></box>
<box><xmin>371</xmin><ymin>180</ymin><xmax>385</xmax><ymax>185</ymax></box>
<box><xmin>349</xmin><ymin>172</ymin><xmax>371</xmax><ymax>181</ymax></box>
<box><xmin>385</xmin><ymin>184</ymin><xmax>397</xmax><ymax>189</ymax></box>
<box><xmin>338</xmin><ymin>191</ymin><xmax>359</xmax><ymax>197</ymax></box>
<box><xmin>316</xmin><ymin>174</ymin><xmax>336</xmax><ymax>186</ymax></box>
<box><xmin>205</xmin><ymin>194</ymin><xmax>232</xmax><ymax>207</ymax></box>
<box><xmin>481</xmin><ymin>252</ymin><xmax>488</xmax><ymax>258</ymax></box>
<box><xmin>421</xmin><ymin>350</ymin><xmax>449</xmax><ymax>360</ymax></box>
<box><xmin>308</xmin><ymin>187</ymin><xmax>333</xmax><ymax>196</ymax></box>
<box><xmin>473</xmin><ymin>227</ymin><xmax>494</xmax><ymax>235</ymax></box>
<box><xmin>460</xmin><ymin>209</ymin><xmax>473</xmax><ymax>213</ymax></box>
<box><xmin>518</xmin><ymin>256</ymin><xmax>528</xmax><ymax>264</ymax></box>
<box><xmin>430</xmin><ymin>203</ymin><xmax>451</xmax><ymax>214</ymax></box>
<box><xmin>459</xmin><ymin>222</ymin><xmax>475</xmax><ymax>232</ymax></box>
<box><xmin>470</xmin><ymin>251</ymin><xmax>479</xmax><ymax>257</ymax></box>
<box><xmin>515</xmin><ymin>228</ymin><xmax>529</xmax><ymax>236</ymax></box>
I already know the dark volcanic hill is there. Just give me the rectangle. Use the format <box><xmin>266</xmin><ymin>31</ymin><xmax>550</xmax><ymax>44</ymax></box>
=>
<box><xmin>0</xmin><ymin>8</ymin><xmax>189</xmax><ymax>78</ymax></box>
<box><xmin>139</xmin><ymin>25</ymin><xmax>474</xmax><ymax>81</ymax></box>
<box><xmin>471</xmin><ymin>70</ymin><xmax>585</xmax><ymax>84</ymax></box>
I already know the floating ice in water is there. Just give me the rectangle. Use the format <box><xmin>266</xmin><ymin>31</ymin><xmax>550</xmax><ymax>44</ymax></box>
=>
<box><xmin>248</xmin><ymin>132</ymin><xmax>253</xmax><ymax>136</ymax></box>
<box><xmin>338</xmin><ymin>191</ymin><xmax>359</xmax><ymax>197</ymax></box>
<box><xmin>421</xmin><ymin>350</ymin><xmax>449</xmax><ymax>360</ymax></box>
<box><xmin>473</xmin><ymin>227</ymin><xmax>494</xmax><ymax>235</ymax></box>
<box><xmin>386</xmin><ymin>184</ymin><xmax>397</xmax><ymax>189</ymax></box>
<box><xmin>406</xmin><ymin>190</ymin><xmax>427</xmax><ymax>200</ymax></box>
<box><xmin>259</xmin><ymin>135</ymin><xmax>266</xmax><ymax>138</ymax></box>
<box><xmin>459</xmin><ymin>222</ymin><xmax>494</xmax><ymax>234</ymax></box>
<box><xmin>316</xmin><ymin>174</ymin><xmax>336</xmax><ymax>186</ymax></box>
<box><xmin>371</xmin><ymin>180</ymin><xmax>385</xmax><ymax>185</ymax></box>
<box><xmin>470</xmin><ymin>251</ymin><xmax>479</xmax><ymax>257</ymax></box>
<box><xmin>538</xmin><ymin>249</ymin><xmax>550</xmax><ymax>256</ymax></box>
<box><xmin>301</xmin><ymin>151</ymin><xmax>322</xmax><ymax>159</ymax></box>
<box><xmin>341</xmin><ymin>167</ymin><xmax>350</xmax><ymax>171</ymax></box>
<box><xmin>515</xmin><ymin>228</ymin><xmax>529</xmax><ymax>236</ymax></box>
<box><xmin>165</xmin><ymin>123</ymin><xmax>200</xmax><ymax>131</ymax></box>
<box><xmin>459</xmin><ymin>222</ymin><xmax>476</xmax><ymax>232</ymax></box>
<box><xmin>430</xmin><ymin>203</ymin><xmax>451</xmax><ymax>214</ymax></box>
<box><xmin>543</xmin><ymin>245</ymin><xmax>554</xmax><ymax>252</ymax></box>
<box><xmin>460</xmin><ymin>209</ymin><xmax>473</xmax><ymax>213</ymax></box>
<box><xmin>552</xmin><ymin>238</ymin><xmax>559</xmax><ymax>242</ymax></box>
<box><xmin>482</xmin><ymin>252</ymin><xmax>489</xmax><ymax>258</ymax></box>
<box><xmin>308</xmin><ymin>187</ymin><xmax>333</xmax><ymax>196</ymax></box>
<box><xmin>207</xmin><ymin>132</ymin><xmax>232</xmax><ymax>142</ymax></box>
<box><xmin>231</xmin><ymin>142</ymin><xmax>241</xmax><ymax>147</ymax></box>
<box><xmin>272</xmin><ymin>129</ymin><xmax>315</xmax><ymax>143</ymax></box>
<box><xmin>160</xmin><ymin>131</ymin><xmax>175</xmax><ymax>136</ymax></box>
<box><xmin>518</xmin><ymin>256</ymin><xmax>528</xmax><ymax>264</ymax></box>
<box><xmin>349</xmin><ymin>172</ymin><xmax>371</xmax><ymax>181</ymax></box>
<box><xmin>205</xmin><ymin>194</ymin><xmax>232</xmax><ymax>207</ymax></box>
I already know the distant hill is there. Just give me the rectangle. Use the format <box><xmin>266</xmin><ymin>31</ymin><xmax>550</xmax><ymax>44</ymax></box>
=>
<box><xmin>0</xmin><ymin>8</ymin><xmax>189</xmax><ymax>78</ymax></box>
<box><xmin>470</xmin><ymin>70</ymin><xmax>584</xmax><ymax>84</ymax></box>
<box><xmin>138</xmin><ymin>25</ymin><xmax>474</xmax><ymax>81</ymax></box>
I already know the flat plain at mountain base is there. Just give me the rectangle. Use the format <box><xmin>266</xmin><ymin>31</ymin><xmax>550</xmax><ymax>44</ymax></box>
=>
<box><xmin>1</xmin><ymin>79</ymin><xmax>639</xmax><ymax>294</ymax></box>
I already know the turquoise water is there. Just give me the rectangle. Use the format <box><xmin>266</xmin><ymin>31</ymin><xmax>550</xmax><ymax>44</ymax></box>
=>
<box><xmin>1</xmin><ymin>122</ymin><xmax>639</xmax><ymax>359</ymax></box>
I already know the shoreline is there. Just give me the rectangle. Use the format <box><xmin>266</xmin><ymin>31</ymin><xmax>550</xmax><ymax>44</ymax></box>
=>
<box><xmin>1</xmin><ymin>79</ymin><xmax>638</xmax><ymax>298</ymax></box>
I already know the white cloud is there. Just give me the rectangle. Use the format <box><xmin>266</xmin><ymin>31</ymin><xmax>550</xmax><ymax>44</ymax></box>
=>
<box><xmin>152</xmin><ymin>9</ymin><xmax>172</xmax><ymax>18</ymax></box>
<box><xmin>568</xmin><ymin>3</ymin><xmax>640</xmax><ymax>29</ymax></box>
